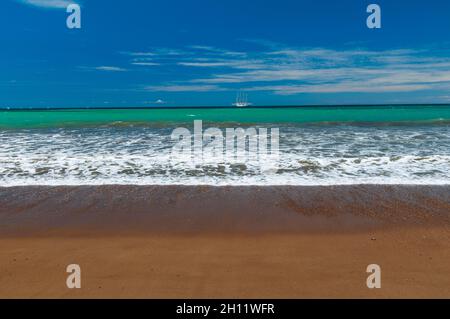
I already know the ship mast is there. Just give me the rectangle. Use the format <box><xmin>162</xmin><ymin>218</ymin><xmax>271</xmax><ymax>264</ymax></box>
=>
<box><xmin>233</xmin><ymin>90</ymin><xmax>250</xmax><ymax>107</ymax></box>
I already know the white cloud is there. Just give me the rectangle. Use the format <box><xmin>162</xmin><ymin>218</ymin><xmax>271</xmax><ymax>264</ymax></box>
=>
<box><xmin>145</xmin><ymin>84</ymin><xmax>225</xmax><ymax>92</ymax></box>
<box><xmin>131</xmin><ymin>43</ymin><xmax>450</xmax><ymax>94</ymax></box>
<box><xmin>188</xmin><ymin>45</ymin><xmax>246</xmax><ymax>57</ymax></box>
<box><xmin>178</xmin><ymin>59</ymin><xmax>264</xmax><ymax>69</ymax></box>
<box><xmin>95</xmin><ymin>66</ymin><xmax>128</xmax><ymax>72</ymax></box>
<box><xmin>132</xmin><ymin>62</ymin><xmax>160</xmax><ymax>66</ymax></box>
<box><xmin>121</xmin><ymin>52</ymin><xmax>157</xmax><ymax>57</ymax></box>
<box><xmin>18</xmin><ymin>0</ymin><xmax>77</xmax><ymax>9</ymax></box>
<box><xmin>178</xmin><ymin>62</ymin><xmax>236</xmax><ymax>68</ymax></box>
<box><xmin>246</xmin><ymin>83</ymin><xmax>432</xmax><ymax>95</ymax></box>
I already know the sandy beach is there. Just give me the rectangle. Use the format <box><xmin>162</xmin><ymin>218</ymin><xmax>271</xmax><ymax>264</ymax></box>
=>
<box><xmin>0</xmin><ymin>185</ymin><xmax>449</xmax><ymax>298</ymax></box>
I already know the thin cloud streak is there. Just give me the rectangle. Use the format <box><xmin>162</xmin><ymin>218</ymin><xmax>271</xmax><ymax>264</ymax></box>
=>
<box><xmin>132</xmin><ymin>62</ymin><xmax>160</xmax><ymax>66</ymax></box>
<box><xmin>145</xmin><ymin>84</ymin><xmax>225</xmax><ymax>92</ymax></box>
<box><xmin>95</xmin><ymin>66</ymin><xmax>128</xmax><ymax>72</ymax></box>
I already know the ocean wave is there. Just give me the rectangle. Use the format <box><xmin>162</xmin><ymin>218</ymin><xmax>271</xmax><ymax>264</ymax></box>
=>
<box><xmin>1</xmin><ymin>125</ymin><xmax>450</xmax><ymax>186</ymax></box>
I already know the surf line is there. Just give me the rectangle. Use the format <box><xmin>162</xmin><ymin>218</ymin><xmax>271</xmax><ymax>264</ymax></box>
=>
<box><xmin>176</xmin><ymin>303</ymin><xmax>210</xmax><ymax>317</ymax></box>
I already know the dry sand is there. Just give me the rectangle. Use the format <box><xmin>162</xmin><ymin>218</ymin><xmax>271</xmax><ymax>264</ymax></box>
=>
<box><xmin>0</xmin><ymin>185</ymin><xmax>449</xmax><ymax>298</ymax></box>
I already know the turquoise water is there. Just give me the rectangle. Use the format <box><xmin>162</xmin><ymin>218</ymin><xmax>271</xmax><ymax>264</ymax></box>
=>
<box><xmin>1</xmin><ymin>105</ymin><xmax>450</xmax><ymax>185</ymax></box>
<box><xmin>1</xmin><ymin>105</ymin><xmax>450</xmax><ymax>128</ymax></box>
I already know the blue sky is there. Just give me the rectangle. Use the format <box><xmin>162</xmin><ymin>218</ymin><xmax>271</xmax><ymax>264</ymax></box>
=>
<box><xmin>1</xmin><ymin>0</ymin><xmax>450</xmax><ymax>107</ymax></box>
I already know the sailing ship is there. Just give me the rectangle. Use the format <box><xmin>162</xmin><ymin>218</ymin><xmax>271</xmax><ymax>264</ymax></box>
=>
<box><xmin>232</xmin><ymin>91</ymin><xmax>251</xmax><ymax>107</ymax></box>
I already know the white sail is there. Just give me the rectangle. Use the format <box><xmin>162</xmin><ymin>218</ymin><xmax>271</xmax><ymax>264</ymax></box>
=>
<box><xmin>233</xmin><ymin>91</ymin><xmax>251</xmax><ymax>107</ymax></box>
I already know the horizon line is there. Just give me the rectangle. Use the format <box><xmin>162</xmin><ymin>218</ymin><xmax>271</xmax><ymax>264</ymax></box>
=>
<box><xmin>2</xmin><ymin>103</ymin><xmax>450</xmax><ymax>111</ymax></box>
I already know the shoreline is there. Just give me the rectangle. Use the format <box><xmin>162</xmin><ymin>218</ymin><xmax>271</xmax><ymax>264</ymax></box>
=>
<box><xmin>1</xmin><ymin>184</ymin><xmax>449</xmax><ymax>236</ymax></box>
<box><xmin>2</xmin><ymin>182</ymin><xmax>450</xmax><ymax>186</ymax></box>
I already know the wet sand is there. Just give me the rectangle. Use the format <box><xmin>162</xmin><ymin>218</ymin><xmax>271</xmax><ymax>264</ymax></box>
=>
<box><xmin>0</xmin><ymin>185</ymin><xmax>449</xmax><ymax>298</ymax></box>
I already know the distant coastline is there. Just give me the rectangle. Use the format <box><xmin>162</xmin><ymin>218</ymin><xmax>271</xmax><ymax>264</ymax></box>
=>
<box><xmin>1</xmin><ymin>103</ymin><xmax>450</xmax><ymax>111</ymax></box>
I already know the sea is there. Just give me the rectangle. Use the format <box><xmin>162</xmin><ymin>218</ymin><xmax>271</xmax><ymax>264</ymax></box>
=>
<box><xmin>1</xmin><ymin>105</ymin><xmax>450</xmax><ymax>186</ymax></box>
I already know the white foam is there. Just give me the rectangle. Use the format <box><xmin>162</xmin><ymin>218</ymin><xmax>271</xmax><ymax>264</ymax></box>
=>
<box><xmin>1</xmin><ymin>125</ymin><xmax>450</xmax><ymax>186</ymax></box>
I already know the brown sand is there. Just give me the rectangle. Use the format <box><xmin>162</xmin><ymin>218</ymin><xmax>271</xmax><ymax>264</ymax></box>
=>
<box><xmin>0</xmin><ymin>185</ymin><xmax>449</xmax><ymax>298</ymax></box>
